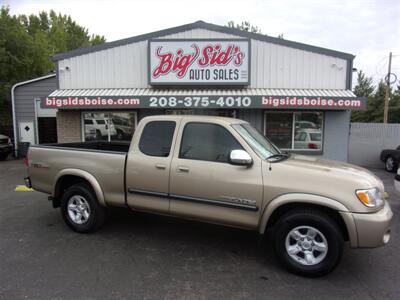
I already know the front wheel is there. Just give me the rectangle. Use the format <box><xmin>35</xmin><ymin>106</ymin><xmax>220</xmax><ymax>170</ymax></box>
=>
<box><xmin>272</xmin><ymin>209</ymin><xmax>344</xmax><ymax>277</ymax></box>
<box><xmin>385</xmin><ymin>156</ymin><xmax>397</xmax><ymax>173</ymax></box>
<box><xmin>60</xmin><ymin>183</ymin><xmax>106</xmax><ymax>233</ymax></box>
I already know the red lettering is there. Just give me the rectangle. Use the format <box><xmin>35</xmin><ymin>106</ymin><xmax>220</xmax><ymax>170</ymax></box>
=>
<box><xmin>198</xmin><ymin>46</ymin><xmax>213</xmax><ymax>66</ymax></box>
<box><xmin>152</xmin><ymin>47</ymin><xmax>173</xmax><ymax>78</ymax></box>
<box><xmin>215</xmin><ymin>45</ymin><xmax>233</xmax><ymax>65</ymax></box>
<box><xmin>152</xmin><ymin>43</ymin><xmax>246</xmax><ymax>79</ymax></box>
<box><xmin>152</xmin><ymin>45</ymin><xmax>199</xmax><ymax>78</ymax></box>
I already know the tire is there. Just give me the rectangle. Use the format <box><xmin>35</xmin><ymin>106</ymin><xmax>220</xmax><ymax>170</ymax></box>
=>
<box><xmin>116</xmin><ymin>129</ymin><xmax>124</xmax><ymax>140</ymax></box>
<box><xmin>272</xmin><ymin>209</ymin><xmax>344</xmax><ymax>277</ymax></box>
<box><xmin>0</xmin><ymin>153</ymin><xmax>9</xmax><ymax>161</ymax></box>
<box><xmin>60</xmin><ymin>183</ymin><xmax>106</xmax><ymax>233</ymax></box>
<box><xmin>385</xmin><ymin>156</ymin><xmax>398</xmax><ymax>173</ymax></box>
<box><xmin>95</xmin><ymin>130</ymin><xmax>102</xmax><ymax>140</ymax></box>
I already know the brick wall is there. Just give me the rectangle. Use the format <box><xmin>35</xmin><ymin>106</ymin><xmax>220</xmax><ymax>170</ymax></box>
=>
<box><xmin>56</xmin><ymin>111</ymin><xmax>82</xmax><ymax>143</ymax></box>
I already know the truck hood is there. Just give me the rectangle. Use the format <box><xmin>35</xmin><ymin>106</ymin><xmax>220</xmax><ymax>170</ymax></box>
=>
<box><xmin>263</xmin><ymin>154</ymin><xmax>385</xmax><ymax>213</ymax></box>
<box><xmin>283</xmin><ymin>154</ymin><xmax>383</xmax><ymax>189</ymax></box>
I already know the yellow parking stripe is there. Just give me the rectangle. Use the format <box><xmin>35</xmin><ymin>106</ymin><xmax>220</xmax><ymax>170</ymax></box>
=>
<box><xmin>384</xmin><ymin>192</ymin><xmax>390</xmax><ymax>200</ymax></box>
<box><xmin>15</xmin><ymin>185</ymin><xmax>35</xmax><ymax>192</ymax></box>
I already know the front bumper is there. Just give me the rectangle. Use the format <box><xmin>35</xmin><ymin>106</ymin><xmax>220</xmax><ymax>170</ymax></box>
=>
<box><xmin>395</xmin><ymin>173</ymin><xmax>400</xmax><ymax>193</ymax></box>
<box><xmin>350</xmin><ymin>201</ymin><xmax>393</xmax><ymax>248</ymax></box>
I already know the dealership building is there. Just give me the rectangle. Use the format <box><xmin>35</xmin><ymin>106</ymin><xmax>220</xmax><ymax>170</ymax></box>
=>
<box><xmin>12</xmin><ymin>21</ymin><xmax>365</xmax><ymax>161</ymax></box>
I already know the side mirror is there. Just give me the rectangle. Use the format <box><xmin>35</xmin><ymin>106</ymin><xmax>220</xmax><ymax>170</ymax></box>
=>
<box><xmin>229</xmin><ymin>149</ymin><xmax>253</xmax><ymax>166</ymax></box>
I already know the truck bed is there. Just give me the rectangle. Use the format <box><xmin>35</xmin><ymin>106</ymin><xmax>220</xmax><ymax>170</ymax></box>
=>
<box><xmin>28</xmin><ymin>141</ymin><xmax>128</xmax><ymax>207</ymax></box>
<box><xmin>35</xmin><ymin>141</ymin><xmax>130</xmax><ymax>153</ymax></box>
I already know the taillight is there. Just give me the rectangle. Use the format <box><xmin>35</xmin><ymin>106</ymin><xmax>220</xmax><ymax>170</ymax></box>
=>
<box><xmin>25</xmin><ymin>155</ymin><xmax>29</xmax><ymax>167</ymax></box>
<box><xmin>308</xmin><ymin>143</ymin><xmax>317</xmax><ymax>149</ymax></box>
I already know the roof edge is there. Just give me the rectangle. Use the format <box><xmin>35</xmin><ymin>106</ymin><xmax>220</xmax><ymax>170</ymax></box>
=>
<box><xmin>196</xmin><ymin>21</ymin><xmax>355</xmax><ymax>61</ymax></box>
<box><xmin>52</xmin><ymin>20</ymin><xmax>355</xmax><ymax>62</ymax></box>
<box><xmin>52</xmin><ymin>21</ymin><xmax>206</xmax><ymax>61</ymax></box>
<box><xmin>11</xmin><ymin>73</ymin><xmax>56</xmax><ymax>90</ymax></box>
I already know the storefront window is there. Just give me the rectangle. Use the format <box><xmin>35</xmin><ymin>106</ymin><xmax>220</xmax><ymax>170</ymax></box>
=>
<box><xmin>111</xmin><ymin>112</ymin><xmax>137</xmax><ymax>141</ymax></box>
<box><xmin>83</xmin><ymin>112</ymin><xmax>137</xmax><ymax>142</ymax></box>
<box><xmin>294</xmin><ymin>112</ymin><xmax>323</xmax><ymax>150</ymax></box>
<box><xmin>264</xmin><ymin>112</ymin><xmax>323</xmax><ymax>151</ymax></box>
<box><xmin>264</xmin><ymin>112</ymin><xmax>293</xmax><ymax>149</ymax></box>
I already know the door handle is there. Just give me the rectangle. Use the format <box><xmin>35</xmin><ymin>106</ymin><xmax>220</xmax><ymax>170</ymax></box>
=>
<box><xmin>178</xmin><ymin>166</ymin><xmax>190</xmax><ymax>172</ymax></box>
<box><xmin>155</xmin><ymin>163</ymin><xmax>166</xmax><ymax>170</ymax></box>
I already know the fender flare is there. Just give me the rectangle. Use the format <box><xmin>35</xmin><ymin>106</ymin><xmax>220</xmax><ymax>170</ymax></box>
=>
<box><xmin>53</xmin><ymin>169</ymin><xmax>107</xmax><ymax>207</ymax></box>
<box><xmin>258</xmin><ymin>193</ymin><xmax>357</xmax><ymax>247</ymax></box>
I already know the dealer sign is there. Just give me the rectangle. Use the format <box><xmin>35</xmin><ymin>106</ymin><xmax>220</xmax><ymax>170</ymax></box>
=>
<box><xmin>148</xmin><ymin>39</ymin><xmax>250</xmax><ymax>85</ymax></box>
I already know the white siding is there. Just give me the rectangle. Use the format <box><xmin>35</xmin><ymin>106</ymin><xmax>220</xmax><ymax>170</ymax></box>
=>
<box><xmin>58</xmin><ymin>28</ymin><xmax>348</xmax><ymax>90</ymax></box>
<box><xmin>159</xmin><ymin>28</ymin><xmax>237</xmax><ymax>39</ymax></box>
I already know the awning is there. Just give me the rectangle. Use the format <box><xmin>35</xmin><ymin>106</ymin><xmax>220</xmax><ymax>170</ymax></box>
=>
<box><xmin>44</xmin><ymin>88</ymin><xmax>365</xmax><ymax>110</ymax></box>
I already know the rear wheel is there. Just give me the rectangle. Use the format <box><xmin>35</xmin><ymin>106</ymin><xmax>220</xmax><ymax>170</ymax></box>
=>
<box><xmin>385</xmin><ymin>156</ymin><xmax>397</xmax><ymax>173</ymax></box>
<box><xmin>60</xmin><ymin>183</ymin><xmax>106</xmax><ymax>233</ymax></box>
<box><xmin>0</xmin><ymin>153</ymin><xmax>9</xmax><ymax>161</ymax></box>
<box><xmin>272</xmin><ymin>209</ymin><xmax>344</xmax><ymax>277</ymax></box>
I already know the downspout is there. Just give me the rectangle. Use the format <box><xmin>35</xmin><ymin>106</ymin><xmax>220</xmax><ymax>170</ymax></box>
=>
<box><xmin>11</xmin><ymin>83</ymin><xmax>18</xmax><ymax>157</ymax></box>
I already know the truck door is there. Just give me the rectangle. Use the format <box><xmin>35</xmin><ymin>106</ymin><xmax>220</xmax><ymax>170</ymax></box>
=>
<box><xmin>169</xmin><ymin>121</ymin><xmax>263</xmax><ymax>228</ymax></box>
<box><xmin>126</xmin><ymin>118</ymin><xmax>179</xmax><ymax>213</ymax></box>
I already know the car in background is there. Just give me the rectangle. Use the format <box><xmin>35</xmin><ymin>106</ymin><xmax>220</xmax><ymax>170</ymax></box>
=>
<box><xmin>294</xmin><ymin>129</ymin><xmax>322</xmax><ymax>150</ymax></box>
<box><xmin>112</xmin><ymin>115</ymin><xmax>134</xmax><ymax>140</ymax></box>
<box><xmin>84</xmin><ymin>118</ymin><xmax>117</xmax><ymax>140</ymax></box>
<box><xmin>380</xmin><ymin>145</ymin><xmax>400</xmax><ymax>172</ymax></box>
<box><xmin>295</xmin><ymin>120</ymin><xmax>318</xmax><ymax>130</ymax></box>
<box><xmin>0</xmin><ymin>134</ymin><xmax>13</xmax><ymax>160</ymax></box>
<box><xmin>395</xmin><ymin>168</ymin><xmax>400</xmax><ymax>193</ymax></box>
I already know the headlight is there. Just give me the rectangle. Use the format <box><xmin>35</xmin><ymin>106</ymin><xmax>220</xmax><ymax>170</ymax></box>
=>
<box><xmin>356</xmin><ymin>188</ymin><xmax>385</xmax><ymax>208</ymax></box>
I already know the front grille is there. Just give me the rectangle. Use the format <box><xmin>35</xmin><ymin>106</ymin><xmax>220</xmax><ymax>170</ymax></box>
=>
<box><xmin>0</xmin><ymin>138</ymin><xmax>8</xmax><ymax>144</ymax></box>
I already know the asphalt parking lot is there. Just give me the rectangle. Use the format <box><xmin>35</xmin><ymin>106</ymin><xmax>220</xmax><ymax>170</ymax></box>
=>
<box><xmin>0</xmin><ymin>159</ymin><xmax>399</xmax><ymax>299</ymax></box>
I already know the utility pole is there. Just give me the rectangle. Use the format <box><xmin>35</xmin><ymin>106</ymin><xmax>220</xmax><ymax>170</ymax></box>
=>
<box><xmin>383</xmin><ymin>52</ymin><xmax>392</xmax><ymax>123</ymax></box>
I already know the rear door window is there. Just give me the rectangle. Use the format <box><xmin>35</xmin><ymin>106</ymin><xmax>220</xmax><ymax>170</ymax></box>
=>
<box><xmin>139</xmin><ymin>121</ymin><xmax>176</xmax><ymax>157</ymax></box>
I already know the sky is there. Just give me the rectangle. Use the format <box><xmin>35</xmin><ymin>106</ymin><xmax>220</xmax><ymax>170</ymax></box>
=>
<box><xmin>4</xmin><ymin>0</ymin><xmax>400</xmax><ymax>87</ymax></box>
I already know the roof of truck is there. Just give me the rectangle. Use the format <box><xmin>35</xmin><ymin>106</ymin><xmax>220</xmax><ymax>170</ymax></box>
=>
<box><xmin>141</xmin><ymin>115</ymin><xmax>248</xmax><ymax>125</ymax></box>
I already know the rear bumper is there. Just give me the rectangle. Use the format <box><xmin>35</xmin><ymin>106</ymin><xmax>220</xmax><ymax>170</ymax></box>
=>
<box><xmin>351</xmin><ymin>201</ymin><xmax>393</xmax><ymax>248</ymax></box>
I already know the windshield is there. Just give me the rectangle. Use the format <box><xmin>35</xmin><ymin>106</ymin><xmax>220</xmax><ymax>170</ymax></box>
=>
<box><xmin>232</xmin><ymin>123</ymin><xmax>281</xmax><ymax>159</ymax></box>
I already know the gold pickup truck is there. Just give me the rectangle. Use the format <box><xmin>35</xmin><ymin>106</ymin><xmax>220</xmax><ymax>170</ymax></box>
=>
<box><xmin>26</xmin><ymin>115</ymin><xmax>393</xmax><ymax>277</ymax></box>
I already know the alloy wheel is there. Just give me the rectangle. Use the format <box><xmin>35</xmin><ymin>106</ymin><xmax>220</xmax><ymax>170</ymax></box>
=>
<box><xmin>285</xmin><ymin>226</ymin><xmax>328</xmax><ymax>266</ymax></box>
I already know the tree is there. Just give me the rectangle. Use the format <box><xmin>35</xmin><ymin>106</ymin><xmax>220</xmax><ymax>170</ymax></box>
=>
<box><xmin>353</xmin><ymin>70</ymin><xmax>374</xmax><ymax>97</ymax></box>
<box><xmin>227</xmin><ymin>21</ymin><xmax>262</xmax><ymax>34</ymax></box>
<box><xmin>351</xmin><ymin>70</ymin><xmax>375</xmax><ymax>122</ymax></box>
<box><xmin>0</xmin><ymin>6</ymin><xmax>105</xmax><ymax>126</ymax></box>
<box><xmin>351</xmin><ymin>75</ymin><xmax>400</xmax><ymax>123</ymax></box>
